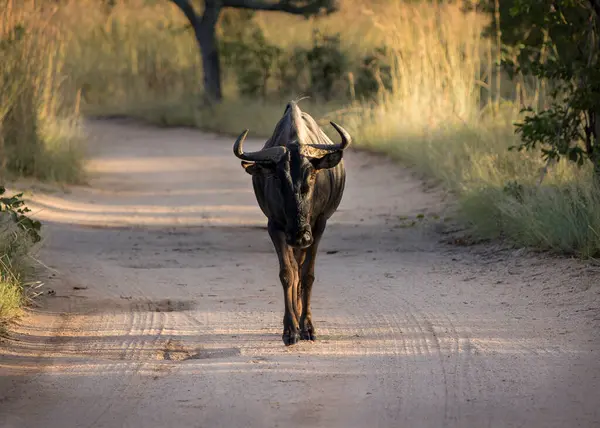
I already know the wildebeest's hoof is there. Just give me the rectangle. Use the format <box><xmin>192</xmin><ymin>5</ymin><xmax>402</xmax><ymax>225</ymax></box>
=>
<box><xmin>282</xmin><ymin>332</ymin><xmax>300</xmax><ymax>346</ymax></box>
<box><xmin>300</xmin><ymin>330</ymin><xmax>316</xmax><ymax>341</ymax></box>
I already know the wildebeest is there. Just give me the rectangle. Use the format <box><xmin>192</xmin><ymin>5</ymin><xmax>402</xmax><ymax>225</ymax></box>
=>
<box><xmin>232</xmin><ymin>100</ymin><xmax>351</xmax><ymax>346</ymax></box>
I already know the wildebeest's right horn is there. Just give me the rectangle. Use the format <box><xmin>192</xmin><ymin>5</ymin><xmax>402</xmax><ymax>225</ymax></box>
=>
<box><xmin>330</xmin><ymin>122</ymin><xmax>351</xmax><ymax>149</ymax></box>
<box><xmin>233</xmin><ymin>129</ymin><xmax>288</xmax><ymax>163</ymax></box>
<box><xmin>307</xmin><ymin>121</ymin><xmax>352</xmax><ymax>151</ymax></box>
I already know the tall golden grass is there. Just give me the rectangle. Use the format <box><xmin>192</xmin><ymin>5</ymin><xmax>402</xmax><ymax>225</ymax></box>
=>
<box><xmin>2</xmin><ymin>0</ymin><xmax>598</xmax><ymax>257</ymax></box>
<box><xmin>1</xmin><ymin>0</ymin><xmax>82</xmax><ymax>329</ymax></box>
<box><xmin>0</xmin><ymin>0</ymin><xmax>84</xmax><ymax>183</ymax></box>
<box><xmin>0</xmin><ymin>217</ymin><xmax>36</xmax><ymax>332</ymax></box>
<box><xmin>347</xmin><ymin>2</ymin><xmax>600</xmax><ymax>256</ymax></box>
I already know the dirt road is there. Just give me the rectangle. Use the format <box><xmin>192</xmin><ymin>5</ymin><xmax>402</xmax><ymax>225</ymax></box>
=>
<box><xmin>1</xmin><ymin>119</ymin><xmax>599</xmax><ymax>428</ymax></box>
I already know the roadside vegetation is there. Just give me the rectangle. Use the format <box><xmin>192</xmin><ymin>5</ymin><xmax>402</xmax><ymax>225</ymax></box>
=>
<box><xmin>0</xmin><ymin>0</ymin><xmax>84</xmax><ymax>183</ymax></box>
<box><xmin>0</xmin><ymin>186</ymin><xmax>42</xmax><ymax>333</ymax></box>
<box><xmin>67</xmin><ymin>0</ymin><xmax>599</xmax><ymax>257</ymax></box>
<box><xmin>1</xmin><ymin>0</ymin><xmax>82</xmax><ymax>330</ymax></box>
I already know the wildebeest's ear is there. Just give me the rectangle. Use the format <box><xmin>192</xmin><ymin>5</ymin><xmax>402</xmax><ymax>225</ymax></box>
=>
<box><xmin>241</xmin><ymin>161</ymin><xmax>275</xmax><ymax>176</ymax></box>
<box><xmin>310</xmin><ymin>151</ymin><xmax>343</xmax><ymax>170</ymax></box>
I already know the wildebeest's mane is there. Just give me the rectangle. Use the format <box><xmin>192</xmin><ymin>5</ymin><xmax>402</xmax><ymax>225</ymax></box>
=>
<box><xmin>263</xmin><ymin>101</ymin><xmax>335</xmax><ymax>156</ymax></box>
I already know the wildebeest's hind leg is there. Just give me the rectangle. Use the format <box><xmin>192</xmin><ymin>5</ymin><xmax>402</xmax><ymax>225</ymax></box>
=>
<box><xmin>268</xmin><ymin>221</ymin><xmax>300</xmax><ymax>346</ymax></box>
<box><xmin>299</xmin><ymin>217</ymin><xmax>327</xmax><ymax>341</ymax></box>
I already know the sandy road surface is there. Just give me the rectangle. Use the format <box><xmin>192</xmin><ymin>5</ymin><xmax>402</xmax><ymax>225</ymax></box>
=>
<box><xmin>1</xmin><ymin>119</ymin><xmax>600</xmax><ymax>428</ymax></box>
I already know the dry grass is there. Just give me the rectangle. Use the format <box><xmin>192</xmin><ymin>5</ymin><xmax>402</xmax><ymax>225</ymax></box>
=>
<box><xmin>0</xmin><ymin>0</ymin><xmax>82</xmax><ymax>328</ymax></box>
<box><xmin>3</xmin><ymin>0</ymin><xmax>597</xmax><ymax>257</ymax></box>
<box><xmin>0</xmin><ymin>0</ymin><xmax>85</xmax><ymax>183</ymax></box>
<box><xmin>0</xmin><ymin>214</ymin><xmax>37</xmax><ymax>333</ymax></box>
<box><xmin>339</xmin><ymin>2</ymin><xmax>600</xmax><ymax>257</ymax></box>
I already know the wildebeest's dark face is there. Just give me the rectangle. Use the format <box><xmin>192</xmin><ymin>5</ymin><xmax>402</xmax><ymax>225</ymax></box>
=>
<box><xmin>233</xmin><ymin>117</ymin><xmax>351</xmax><ymax>249</ymax></box>
<box><xmin>242</xmin><ymin>143</ymin><xmax>343</xmax><ymax>248</ymax></box>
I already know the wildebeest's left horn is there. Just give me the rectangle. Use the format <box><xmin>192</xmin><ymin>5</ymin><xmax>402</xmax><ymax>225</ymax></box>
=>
<box><xmin>307</xmin><ymin>121</ymin><xmax>352</xmax><ymax>151</ymax></box>
<box><xmin>233</xmin><ymin>129</ymin><xmax>288</xmax><ymax>163</ymax></box>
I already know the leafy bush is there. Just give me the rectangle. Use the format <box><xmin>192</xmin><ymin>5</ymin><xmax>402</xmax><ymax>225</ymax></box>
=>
<box><xmin>220</xmin><ymin>15</ymin><xmax>351</xmax><ymax>101</ymax></box>
<box><xmin>305</xmin><ymin>30</ymin><xmax>349</xmax><ymax>101</ymax></box>
<box><xmin>0</xmin><ymin>185</ymin><xmax>41</xmax><ymax>330</ymax></box>
<box><xmin>354</xmin><ymin>46</ymin><xmax>393</xmax><ymax>101</ymax></box>
<box><xmin>0</xmin><ymin>186</ymin><xmax>42</xmax><ymax>244</ymax></box>
<box><xmin>220</xmin><ymin>11</ymin><xmax>284</xmax><ymax>98</ymax></box>
<box><xmin>474</xmin><ymin>1</ymin><xmax>600</xmax><ymax>181</ymax></box>
<box><xmin>275</xmin><ymin>47</ymin><xmax>308</xmax><ymax>97</ymax></box>
<box><xmin>227</xmin><ymin>30</ymin><xmax>283</xmax><ymax>98</ymax></box>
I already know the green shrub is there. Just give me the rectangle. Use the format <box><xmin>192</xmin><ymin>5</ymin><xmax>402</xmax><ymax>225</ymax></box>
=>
<box><xmin>0</xmin><ymin>186</ymin><xmax>41</xmax><ymax>330</ymax></box>
<box><xmin>220</xmin><ymin>11</ymin><xmax>285</xmax><ymax>98</ymax></box>
<box><xmin>305</xmin><ymin>30</ymin><xmax>349</xmax><ymax>101</ymax></box>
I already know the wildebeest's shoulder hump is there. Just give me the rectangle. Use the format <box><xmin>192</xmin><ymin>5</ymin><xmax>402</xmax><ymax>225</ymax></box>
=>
<box><xmin>262</xmin><ymin>100</ymin><xmax>335</xmax><ymax>154</ymax></box>
<box><xmin>299</xmin><ymin>112</ymin><xmax>333</xmax><ymax>146</ymax></box>
<box><xmin>262</xmin><ymin>105</ymin><xmax>294</xmax><ymax>149</ymax></box>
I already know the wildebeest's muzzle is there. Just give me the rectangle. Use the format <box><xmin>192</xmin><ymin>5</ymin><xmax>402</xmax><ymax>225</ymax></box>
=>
<box><xmin>286</xmin><ymin>225</ymin><xmax>313</xmax><ymax>249</ymax></box>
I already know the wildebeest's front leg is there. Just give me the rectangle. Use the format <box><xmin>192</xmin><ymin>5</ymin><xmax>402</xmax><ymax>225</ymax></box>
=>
<box><xmin>268</xmin><ymin>221</ymin><xmax>300</xmax><ymax>346</ymax></box>
<box><xmin>299</xmin><ymin>216</ymin><xmax>327</xmax><ymax>341</ymax></box>
<box><xmin>294</xmin><ymin>250</ymin><xmax>306</xmax><ymax>320</ymax></box>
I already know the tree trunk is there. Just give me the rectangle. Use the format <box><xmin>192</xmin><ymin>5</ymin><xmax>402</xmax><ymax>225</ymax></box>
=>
<box><xmin>590</xmin><ymin>1</ymin><xmax>600</xmax><ymax>185</ymax></box>
<box><xmin>171</xmin><ymin>0</ymin><xmax>223</xmax><ymax>103</ymax></box>
<box><xmin>592</xmin><ymin>147</ymin><xmax>600</xmax><ymax>187</ymax></box>
<box><xmin>593</xmin><ymin>155</ymin><xmax>600</xmax><ymax>184</ymax></box>
<box><xmin>195</xmin><ymin>1</ymin><xmax>223</xmax><ymax>103</ymax></box>
<box><xmin>592</xmin><ymin>109</ymin><xmax>600</xmax><ymax>186</ymax></box>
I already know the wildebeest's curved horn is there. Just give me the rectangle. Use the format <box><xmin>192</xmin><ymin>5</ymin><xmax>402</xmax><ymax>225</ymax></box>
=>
<box><xmin>307</xmin><ymin>121</ymin><xmax>352</xmax><ymax>151</ymax></box>
<box><xmin>233</xmin><ymin>129</ymin><xmax>288</xmax><ymax>163</ymax></box>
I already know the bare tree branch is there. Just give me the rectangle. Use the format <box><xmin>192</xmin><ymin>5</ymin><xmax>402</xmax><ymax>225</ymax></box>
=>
<box><xmin>222</xmin><ymin>0</ymin><xmax>338</xmax><ymax>15</ymax></box>
<box><xmin>170</xmin><ymin>0</ymin><xmax>199</xmax><ymax>25</ymax></box>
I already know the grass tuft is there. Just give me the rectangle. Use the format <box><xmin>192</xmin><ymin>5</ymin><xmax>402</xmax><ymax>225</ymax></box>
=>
<box><xmin>0</xmin><ymin>213</ymin><xmax>36</xmax><ymax>333</ymax></box>
<box><xmin>461</xmin><ymin>182</ymin><xmax>600</xmax><ymax>257</ymax></box>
